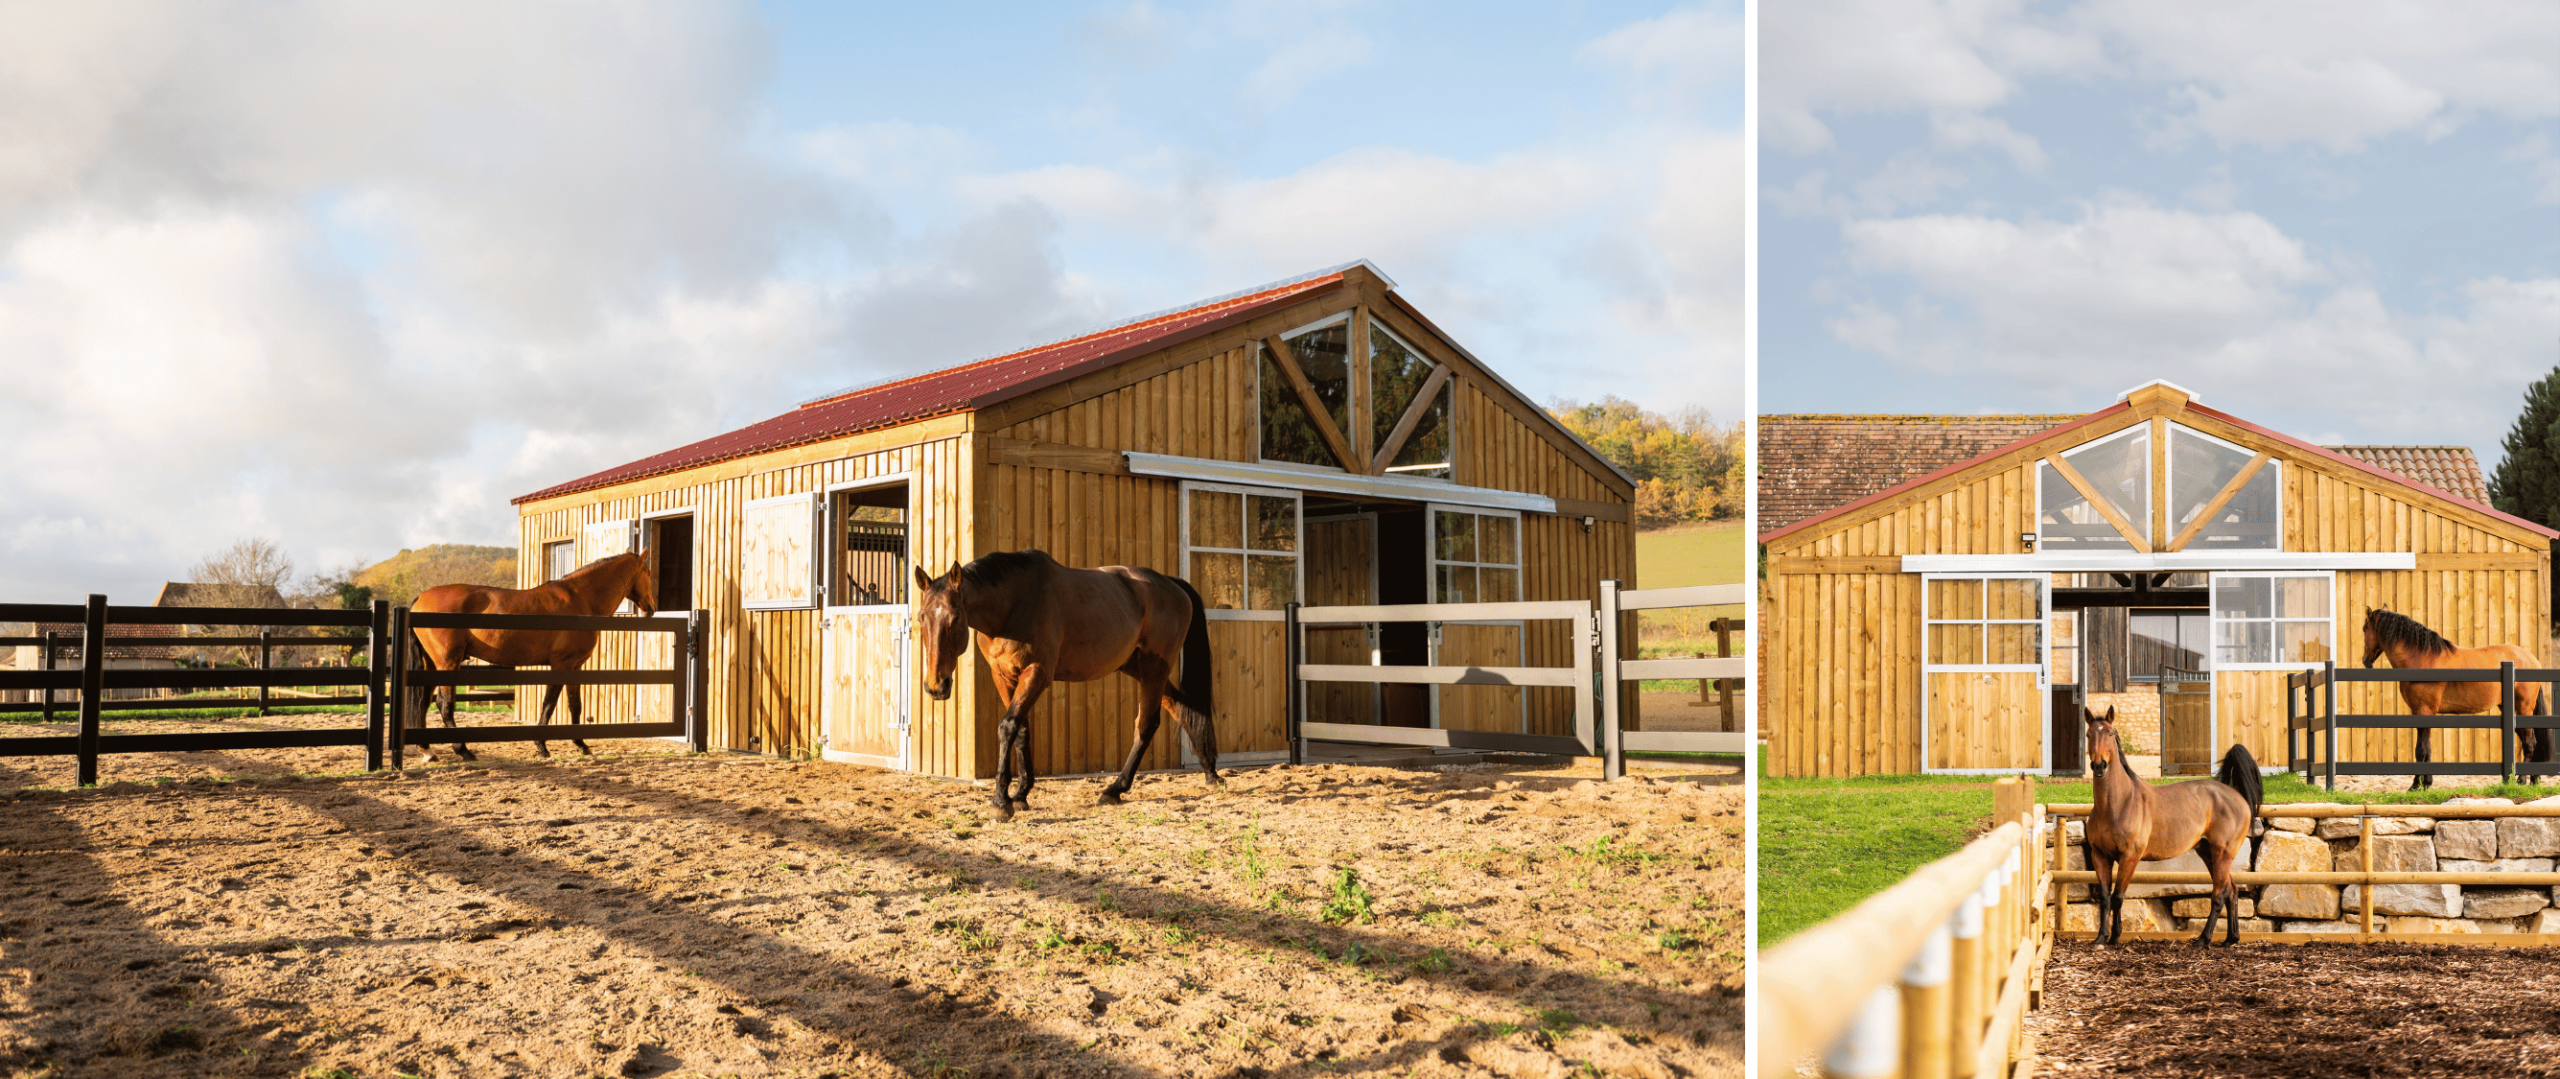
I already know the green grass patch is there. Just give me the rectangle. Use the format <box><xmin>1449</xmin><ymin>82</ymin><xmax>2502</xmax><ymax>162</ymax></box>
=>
<box><xmin>1634</xmin><ymin>521</ymin><xmax>1746</xmax><ymax>590</ymax></box>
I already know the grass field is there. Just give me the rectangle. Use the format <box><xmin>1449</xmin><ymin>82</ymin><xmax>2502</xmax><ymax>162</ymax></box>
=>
<box><xmin>1635</xmin><ymin>521</ymin><xmax>1746</xmax><ymax>592</ymax></box>
<box><xmin>1756</xmin><ymin>748</ymin><xmax>2560</xmax><ymax>945</ymax></box>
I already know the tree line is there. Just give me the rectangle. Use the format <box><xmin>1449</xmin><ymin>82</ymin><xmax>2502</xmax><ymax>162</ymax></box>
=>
<box><xmin>1548</xmin><ymin>397</ymin><xmax>1745</xmax><ymax>529</ymax></box>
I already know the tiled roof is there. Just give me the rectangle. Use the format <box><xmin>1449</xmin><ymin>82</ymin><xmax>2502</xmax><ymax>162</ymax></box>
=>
<box><xmin>2326</xmin><ymin>446</ymin><xmax>2488</xmax><ymax>504</ymax></box>
<box><xmin>27</xmin><ymin>621</ymin><xmax>179</xmax><ymax>661</ymax></box>
<box><xmin>514</xmin><ymin>265</ymin><xmax>1365</xmax><ymax>504</ymax></box>
<box><xmin>1756</xmin><ymin>414</ymin><xmax>2083</xmax><ymax>535</ymax></box>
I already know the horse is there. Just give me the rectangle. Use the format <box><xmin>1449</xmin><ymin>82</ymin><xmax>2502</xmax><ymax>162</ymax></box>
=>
<box><xmin>2081</xmin><ymin>707</ymin><xmax>2264</xmax><ymax>947</ymax></box>
<box><xmin>910</xmin><ymin>549</ymin><xmax>1217</xmax><ymax>823</ymax></box>
<box><xmin>2361</xmin><ymin>607</ymin><xmax>2550</xmax><ymax>790</ymax></box>
<box><xmin>409</xmin><ymin>551</ymin><xmax>658</xmax><ymax>762</ymax></box>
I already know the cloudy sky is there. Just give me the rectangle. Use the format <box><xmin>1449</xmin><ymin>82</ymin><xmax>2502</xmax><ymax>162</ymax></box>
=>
<box><xmin>0</xmin><ymin>0</ymin><xmax>1738</xmax><ymax>602</ymax></box>
<box><xmin>1761</xmin><ymin>1</ymin><xmax>2560</xmax><ymax>472</ymax></box>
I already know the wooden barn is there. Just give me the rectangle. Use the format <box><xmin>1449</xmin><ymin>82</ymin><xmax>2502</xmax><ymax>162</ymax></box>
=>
<box><xmin>511</xmin><ymin>261</ymin><xmax>1636</xmax><ymax>780</ymax></box>
<box><xmin>1759</xmin><ymin>380</ymin><xmax>2557</xmax><ymax>778</ymax></box>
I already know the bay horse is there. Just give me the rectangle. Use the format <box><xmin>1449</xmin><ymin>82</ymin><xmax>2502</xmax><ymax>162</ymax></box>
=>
<box><xmin>410</xmin><ymin>551</ymin><xmax>657</xmax><ymax>762</ymax></box>
<box><xmin>2361</xmin><ymin>607</ymin><xmax>2549</xmax><ymax>790</ymax></box>
<box><xmin>911</xmin><ymin>550</ymin><xmax>1217</xmax><ymax>822</ymax></box>
<box><xmin>2082</xmin><ymin>707</ymin><xmax>2263</xmax><ymax>947</ymax></box>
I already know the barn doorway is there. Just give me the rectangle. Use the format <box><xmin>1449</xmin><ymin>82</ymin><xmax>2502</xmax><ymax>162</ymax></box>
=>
<box><xmin>821</xmin><ymin>479</ymin><xmax>912</xmax><ymax>770</ymax></box>
<box><xmin>637</xmin><ymin>511</ymin><xmax>695</xmax><ymax>728</ymax></box>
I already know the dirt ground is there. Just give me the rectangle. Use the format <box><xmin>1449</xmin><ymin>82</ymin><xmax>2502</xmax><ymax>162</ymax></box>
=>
<box><xmin>0</xmin><ymin>721</ymin><xmax>1741</xmax><ymax>1078</ymax></box>
<box><xmin>2030</xmin><ymin>941</ymin><xmax>2560</xmax><ymax>1077</ymax></box>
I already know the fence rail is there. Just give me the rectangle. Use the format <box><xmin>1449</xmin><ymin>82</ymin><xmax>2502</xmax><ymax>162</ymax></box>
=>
<box><xmin>0</xmin><ymin>594</ymin><xmax>706</xmax><ymax>784</ymax></box>
<box><xmin>1284</xmin><ymin>578</ymin><xmax>1752</xmax><ymax>780</ymax></box>
<box><xmin>1761</xmin><ymin>779</ymin><xmax>2043</xmax><ymax>1079</ymax></box>
<box><xmin>2287</xmin><ymin>661</ymin><xmax>2560</xmax><ymax>788</ymax></box>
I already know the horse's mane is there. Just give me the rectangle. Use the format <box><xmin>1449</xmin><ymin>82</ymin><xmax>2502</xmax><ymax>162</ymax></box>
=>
<box><xmin>2367</xmin><ymin>608</ymin><xmax>2454</xmax><ymax>657</ymax></box>
<box><xmin>961</xmin><ymin>549</ymin><xmax>1053</xmax><ymax>590</ymax></box>
<box><xmin>558</xmin><ymin>551</ymin><xmax>639</xmax><ymax>579</ymax></box>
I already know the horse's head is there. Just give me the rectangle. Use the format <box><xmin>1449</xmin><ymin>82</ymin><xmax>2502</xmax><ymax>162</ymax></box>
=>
<box><xmin>626</xmin><ymin>552</ymin><xmax>660</xmax><ymax>616</ymax></box>
<box><xmin>912</xmin><ymin>563</ymin><xmax>970</xmax><ymax>701</ymax></box>
<box><xmin>2084</xmin><ymin>706</ymin><xmax>2120</xmax><ymax>780</ymax></box>
<box><xmin>2362</xmin><ymin>607</ymin><xmax>2386</xmax><ymax>668</ymax></box>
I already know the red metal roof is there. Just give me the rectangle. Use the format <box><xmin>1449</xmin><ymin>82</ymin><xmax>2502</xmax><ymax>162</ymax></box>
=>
<box><xmin>515</xmin><ymin>271</ymin><xmax>1352</xmax><ymax>504</ymax></box>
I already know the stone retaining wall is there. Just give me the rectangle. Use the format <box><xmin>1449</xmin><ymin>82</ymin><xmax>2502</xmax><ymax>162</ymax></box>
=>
<box><xmin>2060</xmin><ymin>796</ymin><xmax>2560</xmax><ymax>935</ymax></box>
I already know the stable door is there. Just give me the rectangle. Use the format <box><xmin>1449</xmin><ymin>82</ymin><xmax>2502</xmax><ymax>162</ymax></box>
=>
<box><xmin>821</xmin><ymin>606</ymin><xmax>910</xmax><ymax>769</ymax></box>
<box><xmin>1922</xmin><ymin>575</ymin><xmax>2047</xmax><ymax>773</ymax></box>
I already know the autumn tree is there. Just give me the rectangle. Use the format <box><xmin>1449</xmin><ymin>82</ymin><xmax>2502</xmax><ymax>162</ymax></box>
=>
<box><xmin>1549</xmin><ymin>397</ymin><xmax>1743</xmax><ymax>528</ymax></box>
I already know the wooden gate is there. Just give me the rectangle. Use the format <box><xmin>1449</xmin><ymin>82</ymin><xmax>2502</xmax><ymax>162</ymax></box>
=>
<box><xmin>2160</xmin><ymin>665</ymin><xmax>2213</xmax><ymax>775</ymax></box>
<box><xmin>820</xmin><ymin>606</ymin><xmax>909</xmax><ymax>769</ymax></box>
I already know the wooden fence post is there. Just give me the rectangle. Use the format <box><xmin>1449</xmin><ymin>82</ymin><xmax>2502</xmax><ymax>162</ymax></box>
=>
<box><xmin>40</xmin><ymin>630</ymin><xmax>56</xmax><ymax>723</ymax></box>
<box><xmin>2504</xmin><ymin>660</ymin><xmax>2518</xmax><ymax>786</ymax></box>
<box><xmin>1599</xmin><ymin>579</ymin><xmax>1624</xmax><ymax>781</ymax></box>
<box><xmin>386</xmin><ymin>606</ymin><xmax>410</xmax><ymax>769</ymax></box>
<box><xmin>257</xmin><ymin>628</ymin><xmax>273</xmax><ymax>717</ymax></box>
<box><xmin>75</xmin><ymin>595</ymin><xmax>105</xmax><ymax>788</ymax></box>
<box><xmin>1284</xmin><ymin>601</ymin><xmax>1303</xmax><ymax>767</ymax></box>
<box><xmin>686</xmin><ymin>609</ymin><xmax>710</xmax><ymax>753</ymax></box>
<box><xmin>365</xmin><ymin>599</ymin><xmax>390</xmax><ymax>772</ymax></box>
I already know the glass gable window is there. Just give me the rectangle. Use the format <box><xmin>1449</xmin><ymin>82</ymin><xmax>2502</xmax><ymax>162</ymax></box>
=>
<box><xmin>1370</xmin><ymin>326</ymin><xmax>1451</xmax><ymax>478</ymax></box>
<box><xmin>1431</xmin><ymin>509</ymin><xmax>1519</xmax><ymax>603</ymax></box>
<box><xmin>2169</xmin><ymin>425</ymin><xmax>2278</xmax><ymax>550</ymax></box>
<box><xmin>1258</xmin><ymin>321</ymin><xmax>1353</xmax><ymax>468</ymax></box>
<box><xmin>1184</xmin><ymin>484</ymin><xmax>1300</xmax><ymax>611</ymax></box>
<box><xmin>2213</xmin><ymin>573</ymin><xmax>2332</xmax><ymax>666</ymax></box>
<box><xmin>2038</xmin><ymin>424</ymin><xmax>2150</xmax><ymax>551</ymax></box>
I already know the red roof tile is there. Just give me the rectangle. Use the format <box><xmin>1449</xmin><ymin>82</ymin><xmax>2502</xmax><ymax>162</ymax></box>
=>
<box><xmin>1756</xmin><ymin>414</ymin><xmax>2084</xmax><ymax>536</ymax></box>
<box><xmin>27</xmin><ymin>621</ymin><xmax>179</xmax><ymax>661</ymax></box>
<box><xmin>2327</xmin><ymin>446</ymin><xmax>2488</xmax><ymax>504</ymax></box>
<box><xmin>515</xmin><ymin>269</ymin><xmax>1354</xmax><ymax>504</ymax></box>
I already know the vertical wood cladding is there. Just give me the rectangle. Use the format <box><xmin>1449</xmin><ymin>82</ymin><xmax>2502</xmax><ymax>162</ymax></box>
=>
<box><xmin>1766</xmin><ymin>404</ymin><xmax>2551</xmax><ymax>779</ymax></box>
<box><xmin>516</xmin><ymin>426</ymin><xmax>978</xmax><ymax>777</ymax></box>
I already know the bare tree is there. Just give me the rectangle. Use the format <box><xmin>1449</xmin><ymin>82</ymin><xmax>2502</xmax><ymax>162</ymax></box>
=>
<box><xmin>175</xmin><ymin>538</ymin><xmax>296</xmax><ymax>666</ymax></box>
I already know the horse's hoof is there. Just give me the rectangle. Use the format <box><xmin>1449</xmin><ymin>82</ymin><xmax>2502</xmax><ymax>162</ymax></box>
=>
<box><xmin>1009</xmin><ymin>798</ymin><xmax>1029</xmax><ymax>811</ymax></box>
<box><xmin>1097</xmin><ymin>790</ymin><xmax>1123</xmax><ymax>806</ymax></box>
<box><xmin>992</xmin><ymin>806</ymin><xmax>1013</xmax><ymax>823</ymax></box>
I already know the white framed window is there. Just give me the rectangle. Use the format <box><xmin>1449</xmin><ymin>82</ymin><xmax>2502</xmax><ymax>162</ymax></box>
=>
<box><xmin>1180</xmin><ymin>482</ymin><xmax>1301</xmax><ymax>621</ymax></box>
<box><xmin>1922</xmin><ymin>575</ymin><xmax>2047</xmax><ymax>674</ymax></box>
<box><xmin>825</xmin><ymin>475</ymin><xmax>912</xmax><ymax>609</ymax></box>
<box><xmin>2037</xmin><ymin>423</ymin><xmax>2150</xmax><ymax>553</ymax></box>
<box><xmin>2168</xmin><ymin>423</ymin><xmax>2279</xmax><ymax>550</ymax></box>
<box><xmin>2210</xmin><ymin>571</ymin><xmax>2333</xmax><ymax>669</ymax></box>
<box><xmin>1428</xmin><ymin>506</ymin><xmax>1520</xmax><ymax>604</ymax></box>
<box><xmin>544</xmin><ymin>540</ymin><xmax>576</xmax><ymax>582</ymax></box>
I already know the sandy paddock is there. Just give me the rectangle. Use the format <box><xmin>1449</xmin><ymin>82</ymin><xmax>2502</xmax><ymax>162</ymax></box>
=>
<box><xmin>0</xmin><ymin>725</ymin><xmax>1740</xmax><ymax>1078</ymax></box>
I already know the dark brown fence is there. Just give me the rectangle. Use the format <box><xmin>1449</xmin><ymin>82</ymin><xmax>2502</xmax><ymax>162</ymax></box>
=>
<box><xmin>0</xmin><ymin>595</ymin><xmax>709</xmax><ymax>785</ymax></box>
<box><xmin>2289</xmin><ymin>660</ymin><xmax>2560</xmax><ymax>787</ymax></box>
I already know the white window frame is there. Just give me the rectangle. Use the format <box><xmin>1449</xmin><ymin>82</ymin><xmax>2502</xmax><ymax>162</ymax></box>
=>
<box><xmin>542</xmin><ymin>539</ymin><xmax>576</xmax><ymax>583</ymax></box>
<box><xmin>1178</xmin><ymin>481</ymin><xmax>1304</xmax><ymax>623</ymax></box>
<box><xmin>2036</xmin><ymin>423</ymin><xmax>2151</xmax><ymax>555</ymax></box>
<box><xmin>1425</xmin><ymin>503</ymin><xmax>1527</xmax><ymax>732</ymax></box>
<box><xmin>822</xmin><ymin>473</ymin><xmax>915</xmax><ymax>610</ymax></box>
<box><xmin>2166</xmin><ymin>423</ymin><xmax>2281</xmax><ymax>552</ymax></box>
<box><xmin>1255</xmin><ymin>312</ymin><xmax>1356</xmax><ymax>473</ymax></box>
<box><xmin>636</xmin><ymin>505</ymin><xmax>699</xmax><ymax>611</ymax></box>
<box><xmin>1919</xmin><ymin>572</ymin><xmax>2051</xmax><ymax>775</ymax></box>
<box><xmin>2206</xmin><ymin>570</ymin><xmax>2335</xmax><ymax>672</ymax></box>
<box><xmin>1368</xmin><ymin>321</ymin><xmax>1453</xmax><ymax>480</ymax></box>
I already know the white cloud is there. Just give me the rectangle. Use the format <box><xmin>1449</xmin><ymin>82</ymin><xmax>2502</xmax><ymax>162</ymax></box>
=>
<box><xmin>1762</xmin><ymin>0</ymin><xmax>2099</xmax><ymax>153</ymax></box>
<box><xmin>1580</xmin><ymin>4</ymin><xmax>1742</xmax><ymax>116</ymax></box>
<box><xmin>1826</xmin><ymin>198</ymin><xmax>2560</xmax><ymax>443</ymax></box>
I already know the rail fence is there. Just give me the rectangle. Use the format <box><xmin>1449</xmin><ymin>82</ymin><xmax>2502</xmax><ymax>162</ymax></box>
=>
<box><xmin>1761</xmin><ymin>778</ymin><xmax>2045</xmax><ymax>1079</ymax></box>
<box><xmin>2288</xmin><ymin>661</ymin><xmax>2560</xmax><ymax>787</ymax></box>
<box><xmin>1282</xmin><ymin>579</ymin><xmax>1749</xmax><ymax>781</ymax></box>
<box><xmin>0</xmin><ymin>594</ymin><xmax>706</xmax><ymax>785</ymax></box>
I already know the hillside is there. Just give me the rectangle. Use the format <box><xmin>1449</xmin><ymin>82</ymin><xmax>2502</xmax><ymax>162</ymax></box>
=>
<box><xmin>356</xmin><ymin>544</ymin><xmax>517</xmax><ymax>606</ymax></box>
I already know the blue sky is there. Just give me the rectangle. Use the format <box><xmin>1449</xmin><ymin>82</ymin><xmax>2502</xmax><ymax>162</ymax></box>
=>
<box><xmin>0</xmin><ymin>1</ymin><xmax>1736</xmax><ymax>602</ymax></box>
<box><xmin>1761</xmin><ymin>1</ymin><xmax>2560</xmax><ymax>473</ymax></box>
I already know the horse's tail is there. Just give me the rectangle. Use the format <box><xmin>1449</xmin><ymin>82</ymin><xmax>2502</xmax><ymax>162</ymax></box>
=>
<box><xmin>2218</xmin><ymin>743</ymin><xmax>2266</xmax><ymax>870</ymax></box>
<box><xmin>1169</xmin><ymin>575</ymin><xmax>1214</xmax><ymax>726</ymax></box>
